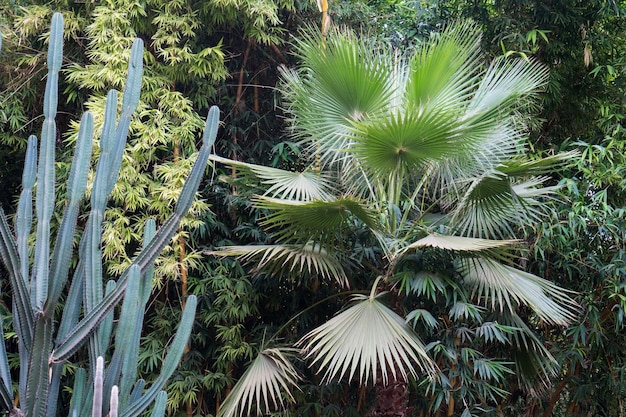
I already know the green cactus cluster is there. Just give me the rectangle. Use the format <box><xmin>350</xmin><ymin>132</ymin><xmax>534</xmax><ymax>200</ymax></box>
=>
<box><xmin>0</xmin><ymin>13</ymin><xmax>219</xmax><ymax>417</ymax></box>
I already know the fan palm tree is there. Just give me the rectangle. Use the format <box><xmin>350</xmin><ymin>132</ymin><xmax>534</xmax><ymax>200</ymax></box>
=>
<box><xmin>210</xmin><ymin>23</ymin><xmax>580</xmax><ymax>416</ymax></box>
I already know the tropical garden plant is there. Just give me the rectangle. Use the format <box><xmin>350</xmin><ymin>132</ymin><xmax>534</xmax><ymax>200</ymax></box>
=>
<box><xmin>0</xmin><ymin>14</ymin><xmax>220</xmax><ymax>417</ymax></box>
<box><xmin>209</xmin><ymin>22</ymin><xmax>581</xmax><ymax>416</ymax></box>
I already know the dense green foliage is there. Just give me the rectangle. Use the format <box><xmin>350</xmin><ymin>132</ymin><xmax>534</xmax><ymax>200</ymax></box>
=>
<box><xmin>1</xmin><ymin>0</ymin><xmax>625</xmax><ymax>416</ymax></box>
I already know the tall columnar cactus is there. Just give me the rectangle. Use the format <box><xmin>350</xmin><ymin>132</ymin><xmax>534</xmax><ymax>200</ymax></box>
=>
<box><xmin>0</xmin><ymin>14</ymin><xmax>220</xmax><ymax>417</ymax></box>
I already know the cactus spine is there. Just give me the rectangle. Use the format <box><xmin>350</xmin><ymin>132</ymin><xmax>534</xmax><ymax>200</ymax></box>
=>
<box><xmin>0</xmin><ymin>13</ymin><xmax>220</xmax><ymax>417</ymax></box>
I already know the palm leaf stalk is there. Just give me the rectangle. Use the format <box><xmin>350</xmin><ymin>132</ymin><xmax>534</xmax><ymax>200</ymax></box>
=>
<box><xmin>0</xmin><ymin>14</ymin><xmax>220</xmax><ymax>417</ymax></box>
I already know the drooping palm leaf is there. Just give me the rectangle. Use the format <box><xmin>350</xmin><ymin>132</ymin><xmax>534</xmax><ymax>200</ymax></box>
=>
<box><xmin>496</xmin><ymin>311</ymin><xmax>559</xmax><ymax>389</ymax></box>
<box><xmin>449</xmin><ymin>171</ymin><xmax>558</xmax><ymax>239</ymax></box>
<box><xmin>218</xmin><ymin>348</ymin><xmax>300</xmax><ymax>417</ymax></box>
<box><xmin>210</xmin><ymin>155</ymin><xmax>334</xmax><ymax>201</ymax></box>
<box><xmin>300</xmin><ymin>294</ymin><xmax>435</xmax><ymax>385</ymax></box>
<box><xmin>404</xmin><ymin>233</ymin><xmax>519</xmax><ymax>252</ymax></box>
<box><xmin>459</xmin><ymin>258</ymin><xmax>579</xmax><ymax>325</ymax></box>
<box><xmin>253</xmin><ymin>196</ymin><xmax>381</xmax><ymax>242</ymax></box>
<box><xmin>208</xmin><ymin>243</ymin><xmax>348</xmax><ymax>285</ymax></box>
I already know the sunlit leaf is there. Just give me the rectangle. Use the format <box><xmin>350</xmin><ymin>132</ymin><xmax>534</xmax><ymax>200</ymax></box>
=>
<box><xmin>210</xmin><ymin>155</ymin><xmax>334</xmax><ymax>201</ymax></box>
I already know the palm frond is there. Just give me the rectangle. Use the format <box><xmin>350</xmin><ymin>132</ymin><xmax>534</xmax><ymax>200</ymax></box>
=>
<box><xmin>280</xmin><ymin>28</ymin><xmax>396</xmax><ymax>167</ymax></box>
<box><xmin>253</xmin><ymin>196</ymin><xmax>381</xmax><ymax>242</ymax></box>
<box><xmin>208</xmin><ymin>243</ymin><xmax>348</xmax><ymax>285</ymax></box>
<box><xmin>210</xmin><ymin>155</ymin><xmax>334</xmax><ymax>201</ymax></box>
<box><xmin>404</xmin><ymin>233</ymin><xmax>519</xmax><ymax>252</ymax></box>
<box><xmin>218</xmin><ymin>348</ymin><xmax>300</xmax><ymax>417</ymax></box>
<box><xmin>449</xmin><ymin>171</ymin><xmax>558</xmax><ymax>239</ymax></box>
<box><xmin>466</xmin><ymin>56</ymin><xmax>549</xmax><ymax>118</ymax></box>
<box><xmin>497</xmin><ymin>311</ymin><xmax>560</xmax><ymax>390</ymax></box>
<box><xmin>300</xmin><ymin>294</ymin><xmax>435</xmax><ymax>385</ymax></box>
<box><xmin>459</xmin><ymin>258</ymin><xmax>580</xmax><ymax>325</ymax></box>
<box><xmin>406</xmin><ymin>22</ymin><xmax>483</xmax><ymax>112</ymax></box>
<box><xmin>349</xmin><ymin>108</ymin><xmax>472</xmax><ymax>178</ymax></box>
<box><xmin>497</xmin><ymin>151</ymin><xmax>579</xmax><ymax>177</ymax></box>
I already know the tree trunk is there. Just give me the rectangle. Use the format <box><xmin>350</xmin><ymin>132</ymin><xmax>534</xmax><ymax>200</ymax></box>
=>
<box><xmin>365</xmin><ymin>379</ymin><xmax>411</xmax><ymax>417</ymax></box>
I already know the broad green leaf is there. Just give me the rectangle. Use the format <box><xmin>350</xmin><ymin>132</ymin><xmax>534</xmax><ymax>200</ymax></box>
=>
<box><xmin>254</xmin><ymin>196</ymin><xmax>381</xmax><ymax>242</ymax></box>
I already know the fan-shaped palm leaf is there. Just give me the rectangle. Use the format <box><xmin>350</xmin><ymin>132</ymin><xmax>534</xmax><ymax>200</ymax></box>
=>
<box><xmin>254</xmin><ymin>196</ymin><xmax>381</xmax><ymax>242</ymax></box>
<box><xmin>218</xmin><ymin>348</ymin><xmax>300</xmax><ymax>417</ymax></box>
<box><xmin>449</xmin><ymin>171</ymin><xmax>558</xmax><ymax>239</ymax></box>
<box><xmin>406</xmin><ymin>21</ymin><xmax>483</xmax><ymax>112</ymax></box>
<box><xmin>210</xmin><ymin>155</ymin><xmax>334</xmax><ymax>201</ymax></box>
<box><xmin>496</xmin><ymin>311</ymin><xmax>559</xmax><ymax>389</ymax></box>
<box><xmin>404</xmin><ymin>233</ymin><xmax>519</xmax><ymax>252</ymax></box>
<box><xmin>300</xmin><ymin>293</ymin><xmax>435</xmax><ymax>385</ymax></box>
<box><xmin>466</xmin><ymin>56</ymin><xmax>549</xmax><ymax>117</ymax></box>
<box><xmin>280</xmin><ymin>28</ymin><xmax>396</xmax><ymax>166</ymax></box>
<box><xmin>459</xmin><ymin>258</ymin><xmax>579</xmax><ymax>325</ymax></box>
<box><xmin>349</xmin><ymin>108</ymin><xmax>473</xmax><ymax>179</ymax></box>
<box><xmin>208</xmin><ymin>243</ymin><xmax>348</xmax><ymax>285</ymax></box>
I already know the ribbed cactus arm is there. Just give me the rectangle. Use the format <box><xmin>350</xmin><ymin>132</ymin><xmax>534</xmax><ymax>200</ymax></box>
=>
<box><xmin>52</xmin><ymin>106</ymin><xmax>220</xmax><ymax>363</ymax></box>
<box><xmin>46</xmin><ymin>113</ymin><xmax>94</xmax><ymax>313</ymax></box>
<box><xmin>120</xmin><ymin>296</ymin><xmax>197</xmax><ymax>417</ymax></box>
<box><xmin>16</xmin><ymin>135</ymin><xmax>37</xmax><ymax>288</ymax></box>
<box><xmin>0</xmin><ymin>316</ymin><xmax>13</xmax><ymax>410</ymax></box>
<box><xmin>33</xmin><ymin>12</ymin><xmax>64</xmax><ymax>311</ymax></box>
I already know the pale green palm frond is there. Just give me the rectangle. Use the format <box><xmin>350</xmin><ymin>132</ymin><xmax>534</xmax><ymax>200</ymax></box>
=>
<box><xmin>208</xmin><ymin>243</ymin><xmax>348</xmax><ymax>285</ymax></box>
<box><xmin>497</xmin><ymin>151</ymin><xmax>579</xmax><ymax>177</ymax></box>
<box><xmin>218</xmin><ymin>348</ymin><xmax>300</xmax><ymax>417</ymax></box>
<box><xmin>466</xmin><ymin>56</ymin><xmax>549</xmax><ymax>118</ymax></box>
<box><xmin>280</xmin><ymin>28</ymin><xmax>396</xmax><ymax>166</ymax></box>
<box><xmin>403</xmin><ymin>233</ymin><xmax>519</xmax><ymax>252</ymax></box>
<box><xmin>459</xmin><ymin>258</ymin><xmax>580</xmax><ymax>325</ymax></box>
<box><xmin>448</xmin><ymin>171</ymin><xmax>558</xmax><ymax>239</ymax></box>
<box><xmin>300</xmin><ymin>293</ymin><xmax>435</xmax><ymax>385</ymax></box>
<box><xmin>253</xmin><ymin>196</ymin><xmax>381</xmax><ymax>242</ymax></box>
<box><xmin>406</xmin><ymin>21</ymin><xmax>483</xmax><ymax>112</ymax></box>
<box><xmin>210</xmin><ymin>154</ymin><xmax>334</xmax><ymax>201</ymax></box>
<box><xmin>349</xmin><ymin>108</ymin><xmax>472</xmax><ymax>179</ymax></box>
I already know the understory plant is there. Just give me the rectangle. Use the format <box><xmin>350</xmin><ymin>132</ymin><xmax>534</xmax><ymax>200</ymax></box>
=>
<box><xmin>0</xmin><ymin>14</ymin><xmax>220</xmax><ymax>417</ymax></box>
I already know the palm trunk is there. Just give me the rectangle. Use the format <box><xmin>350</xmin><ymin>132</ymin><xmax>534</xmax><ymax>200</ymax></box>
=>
<box><xmin>365</xmin><ymin>378</ymin><xmax>411</xmax><ymax>417</ymax></box>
